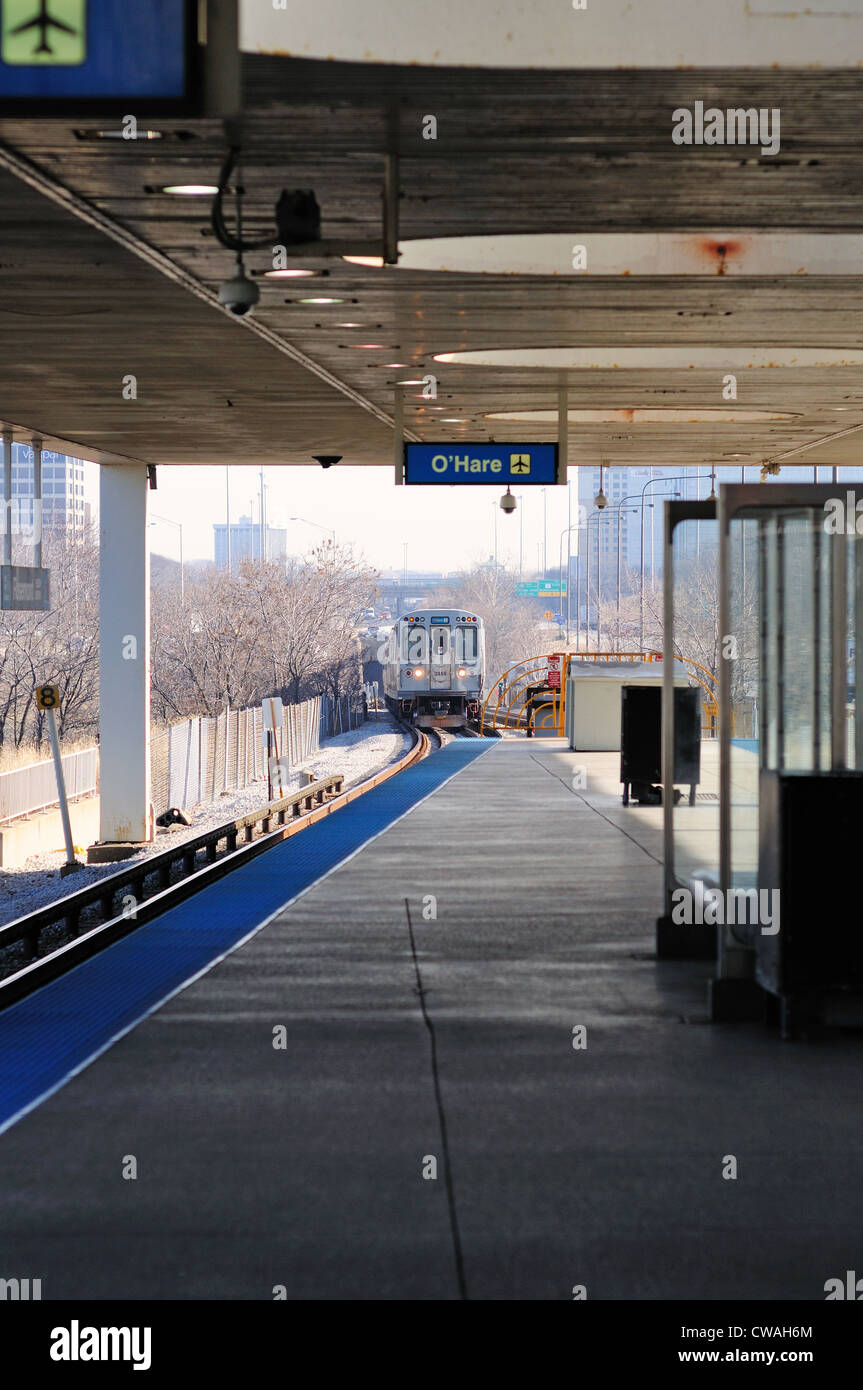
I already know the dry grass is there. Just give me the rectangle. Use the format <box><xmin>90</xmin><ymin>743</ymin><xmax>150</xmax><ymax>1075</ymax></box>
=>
<box><xmin>0</xmin><ymin>735</ymin><xmax>97</xmax><ymax>775</ymax></box>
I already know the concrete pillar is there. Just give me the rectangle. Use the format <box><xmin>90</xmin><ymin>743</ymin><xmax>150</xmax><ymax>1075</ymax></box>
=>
<box><xmin>96</xmin><ymin>465</ymin><xmax>151</xmax><ymax>847</ymax></box>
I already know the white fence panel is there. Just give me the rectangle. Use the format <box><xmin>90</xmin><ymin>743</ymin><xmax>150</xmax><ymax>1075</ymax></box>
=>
<box><xmin>0</xmin><ymin>747</ymin><xmax>99</xmax><ymax>825</ymax></box>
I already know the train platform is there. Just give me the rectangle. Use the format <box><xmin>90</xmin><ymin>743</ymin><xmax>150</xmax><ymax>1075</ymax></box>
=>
<box><xmin>0</xmin><ymin>737</ymin><xmax>862</xmax><ymax>1301</ymax></box>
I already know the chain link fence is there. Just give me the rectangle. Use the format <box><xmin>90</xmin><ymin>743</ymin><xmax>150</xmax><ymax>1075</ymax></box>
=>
<box><xmin>151</xmin><ymin>696</ymin><xmax>325</xmax><ymax>815</ymax></box>
<box><xmin>319</xmin><ymin>692</ymin><xmax>365</xmax><ymax>739</ymax></box>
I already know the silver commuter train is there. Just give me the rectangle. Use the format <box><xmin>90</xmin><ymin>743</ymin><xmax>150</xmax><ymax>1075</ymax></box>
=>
<box><xmin>382</xmin><ymin>608</ymin><xmax>485</xmax><ymax>727</ymax></box>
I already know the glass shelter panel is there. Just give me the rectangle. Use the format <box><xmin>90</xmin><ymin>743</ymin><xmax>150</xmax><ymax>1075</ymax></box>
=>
<box><xmin>727</xmin><ymin>516</ymin><xmax>761</xmax><ymax>890</ymax></box>
<box><xmin>668</xmin><ymin>513</ymin><xmax>720</xmax><ymax>890</ymax></box>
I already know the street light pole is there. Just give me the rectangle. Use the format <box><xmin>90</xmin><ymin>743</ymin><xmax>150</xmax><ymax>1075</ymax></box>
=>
<box><xmin>225</xmin><ymin>466</ymin><xmax>231</xmax><ymax>575</ymax></box>
<box><xmin>149</xmin><ymin>513</ymin><xmax>184</xmax><ymax>604</ymax></box>
<box><xmin>518</xmin><ymin>495</ymin><xmax>524</xmax><ymax>580</ymax></box>
<box><xmin>638</xmin><ymin>474</ymin><xmax>691</xmax><ymax>650</ymax></box>
<box><xmin>583</xmin><ymin>510</ymin><xmax>601</xmax><ymax>652</ymax></box>
<box><xmin>289</xmin><ymin>515</ymin><xmax>336</xmax><ymax>546</ymax></box>
<box><xmin>559</xmin><ymin>520</ymin><xmax>579</xmax><ymax>647</ymax></box>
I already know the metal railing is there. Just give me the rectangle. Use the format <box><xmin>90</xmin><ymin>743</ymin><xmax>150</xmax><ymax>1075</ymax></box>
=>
<box><xmin>0</xmin><ymin>696</ymin><xmax>326</xmax><ymax>826</ymax></box>
<box><xmin>0</xmin><ymin>747</ymin><xmax>99</xmax><ymax>826</ymax></box>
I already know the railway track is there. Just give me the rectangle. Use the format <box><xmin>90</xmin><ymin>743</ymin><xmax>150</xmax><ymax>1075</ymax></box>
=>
<box><xmin>0</xmin><ymin>723</ymin><xmax>431</xmax><ymax>1011</ymax></box>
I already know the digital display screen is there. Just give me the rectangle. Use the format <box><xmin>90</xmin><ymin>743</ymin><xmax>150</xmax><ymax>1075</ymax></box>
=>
<box><xmin>430</xmin><ymin>616</ymin><xmax>451</xmax><ymax>624</ymax></box>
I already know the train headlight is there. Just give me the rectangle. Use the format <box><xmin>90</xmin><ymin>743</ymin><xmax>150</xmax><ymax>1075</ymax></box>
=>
<box><xmin>457</xmin><ymin>668</ymin><xmax>467</xmax><ymax>678</ymax></box>
<box><xmin>414</xmin><ymin>667</ymin><xmax>425</xmax><ymax>678</ymax></box>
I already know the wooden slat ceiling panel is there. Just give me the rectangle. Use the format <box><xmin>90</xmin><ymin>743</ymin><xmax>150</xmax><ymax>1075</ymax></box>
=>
<box><xmin>1</xmin><ymin>57</ymin><xmax>863</xmax><ymax>469</ymax></box>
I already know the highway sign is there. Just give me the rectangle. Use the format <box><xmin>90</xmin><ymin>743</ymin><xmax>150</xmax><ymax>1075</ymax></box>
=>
<box><xmin>0</xmin><ymin>0</ymin><xmax>198</xmax><ymax>112</ymax></box>
<box><xmin>1</xmin><ymin>564</ymin><xmax>50</xmax><ymax>611</ymax></box>
<box><xmin>543</xmin><ymin>609</ymin><xmax>553</xmax><ymax>620</ymax></box>
<box><xmin>516</xmin><ymin>579</ymin><xmax>567</xmax><ymax>597</ymax></box>
<box><xmin>404</xmin><ymin>442</ymin><xmax>560</xmax><ymax>486</ymax></box>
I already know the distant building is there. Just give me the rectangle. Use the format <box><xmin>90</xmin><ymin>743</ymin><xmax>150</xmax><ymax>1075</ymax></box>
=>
<box><xmin>11</xmin><ymin>444</ymin><xmax>91</xmax><ymax>538</ymax></box>
<box><xmin>213</xmin><ymin>515</ymin><xmax>288</xmax><ymax>570</ymax></box>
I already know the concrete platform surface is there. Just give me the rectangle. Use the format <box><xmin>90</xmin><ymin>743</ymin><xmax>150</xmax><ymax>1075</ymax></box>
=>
<box><xmin>0</xmin><ymin>740</ymin><xmax>860</xmax><ymax>1301</ymax></box>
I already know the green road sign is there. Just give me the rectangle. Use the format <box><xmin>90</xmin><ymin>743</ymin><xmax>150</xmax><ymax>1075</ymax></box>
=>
<box><xmin>2</xmin><ymin>1</ymin><xmax>87</xmax><ymax>66</ymax></box>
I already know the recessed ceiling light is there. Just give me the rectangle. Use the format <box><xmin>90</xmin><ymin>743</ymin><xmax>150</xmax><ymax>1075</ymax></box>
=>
<box><xmin>397</xmin><ymin>379</ymin><xmax>424</xmax><ymax>385</ymax></box>
<box><xmin>384</xmin><ymin>362</ymin><xmax>408</xmax><ymax>367</ymax></box>
<box><xmin>298</xmin><ymin>297</ymin><xmax>344</xmax><ymax>304</ymax></box>
<box><xmin>161</xmin><ymin>183</ymin><xmax>219</xmax><ymax>195</ymax></box>
<box><xmin>335</xmin><ymin>321</ymin><xmax>364</xmax><ymax>327</ymax></box>
<box><xmin>79</xmin><ymin>127</ymin><xmax>164</xmax><ymax>141</ymax></box>
<box><xmin>442</xmin><ymin>418</ymin><xmax>468</xmax><ymax>422</ymax></box>
<box><xmin>350</xmin><ymin>344</ymin><xmax>389</xmax><ymax>350</ymax></box>
<box><xmin>343</xmin><ymin>255</ymin><xmax>385</xmax><ymax>268</ymax></box>
<box><xmin>264</xmin><ymin>268</ymin><xmax>319</xmax><ymax>279</ymax></box>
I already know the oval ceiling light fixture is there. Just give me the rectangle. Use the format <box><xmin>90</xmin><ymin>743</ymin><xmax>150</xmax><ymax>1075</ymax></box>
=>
<box><xmin>298</xmin><ymin>297</ymin><xmax>344</xmax><ymax>304</ymax></box>
<box><xmin>435</xmin><ymin>347</ymin><xmax>863</xmax><ymax>370</ymax></box>
<box><xmin>263</xmin><ymin>268</ymin><xmax>320</xmax><ymax>279</ymax></box>
<box><xmin>343</xmin><ymin>255</ymin><xmax>386</xmax><ymax>268</ymax></box>
<box><xmin>391</xmin><ymin>233</ymin><xmax>863</xmax><ymax>277</ymax></box>
<box><xmin>161</xmin><ymin>183</ymin><xmax>219</xmax><ymax>195</ymax></box>
<box><xmin>486</xmin><ymin>407</ymin><xmax>797</xmax><ymax>423</ymax></box>
<box><xmin>246</xmin><ymin>5</ymin><xmax>863</xmax><ymax>70</ymax></box>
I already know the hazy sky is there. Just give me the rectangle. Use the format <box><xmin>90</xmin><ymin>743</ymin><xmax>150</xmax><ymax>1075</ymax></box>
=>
<box><xmin>146</xmin><ymin>464</ymin><xmax>582</xmax><ymax>576</ymax></box>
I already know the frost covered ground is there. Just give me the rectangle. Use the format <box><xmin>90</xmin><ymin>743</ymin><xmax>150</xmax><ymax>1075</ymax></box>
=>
<box><xmin>0</xmin><ymin>714</ymin><xmax>412</xmax><ymax>926</ymax></box>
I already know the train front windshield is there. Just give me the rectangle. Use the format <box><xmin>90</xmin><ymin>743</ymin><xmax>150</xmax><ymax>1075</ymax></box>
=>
<box><xmin>456</xmin><ymin>626</ymin><xmax>478</xmax><ymax>661</ymax></box>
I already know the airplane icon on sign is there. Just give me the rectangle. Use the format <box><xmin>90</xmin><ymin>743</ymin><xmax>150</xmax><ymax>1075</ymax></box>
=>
<box><xmin>510</xmin><ymin>453</ymin><xmax>532</xmax><ymax>474</ymax></box>
<box><xmin>7</xmin><ymin>0</ymin><xmax>79</xmax><ymax>56</ymax></box>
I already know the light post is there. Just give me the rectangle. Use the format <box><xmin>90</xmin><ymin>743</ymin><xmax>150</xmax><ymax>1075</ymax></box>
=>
<box><xmin>149</xmin><ymin>513</ymin><xmax>184</xmax><ymax>603</ymax></box>
<box><xmin>606</xmin><ymin>495</ymin><xmax>645</xmax><ymax>650</ymax></box>
<box><xmin>638</xmin><ymin>475</ymin><xmax>691</xmax><ymax>651</ymax></box>
<box><xmin>583</xmin><ymin>509</ymin><xmax>602</xmax><ymax>652</ymax></box>
<box><xmin>289</xmin><ymin>514</ymin><xmax>336</xmax><ymax>546</ymax></box>
<box><xmin>541</xmin><ymin>486</ymin><xmax>548</xmax><ymax>576</ymax></box>
<box><xmin>559</xmin><ymin>521</ymin><xmax>580</xmax><ymax>647</ymax></box>
<box><xmin>517</xmin><ymin>494</ymin><xmax>524</xmax><ymax>580</ymax></box>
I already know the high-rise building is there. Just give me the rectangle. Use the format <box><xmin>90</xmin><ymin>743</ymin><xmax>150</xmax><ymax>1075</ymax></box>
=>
<box><xmin>213</xmin><ymin>515</ymin><xmax>288</xmax><ymax>570</ymax></box>
<box><xmin>10</xmin><ymin>444</ymin><xmax>92</xmax><ymax>538</ymax></box>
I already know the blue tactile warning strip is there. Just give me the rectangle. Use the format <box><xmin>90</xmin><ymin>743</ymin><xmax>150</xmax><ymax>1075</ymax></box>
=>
<box><xmin>0</xmin><ymin>739</ymin><xmax>493</xmax><ymax>1135</ymax></box>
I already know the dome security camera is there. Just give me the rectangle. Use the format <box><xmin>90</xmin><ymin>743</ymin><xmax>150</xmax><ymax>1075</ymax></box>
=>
<box><xmin>313</xmin><ymin>455</ymin><xmax>342</xmax><ymax>469</ymax></box>
<box><xmin>500</xmin><ymin>487</ymin><xmax>517</xmax><ymax>513</ymax></box>
<box><xmin>594</xmin><ymin>488</ymin><xmax>608</xmax><ymax>510</ymax></box>
<box><xmin>218</xmin><ymin>261</ymin><xmax>260</xmax><ymax>317</ymax></box>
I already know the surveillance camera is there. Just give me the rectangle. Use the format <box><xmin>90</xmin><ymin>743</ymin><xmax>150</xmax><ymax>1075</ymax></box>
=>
<box><xmin>313</xmin><ymin>455</ymin><xmax>342</xmax><ymax>469</ymax></box>
<box><xmin>218</xmin><ymin>266</ymin><xmax>260</xmax><ymax>317</ymax></box>
<box><xmin>500</xmin><ymin>488</ymin><xmax>517</xmax><ymax>513</ymax></box>
<box><xmin>594</xmin><ymin>489</ymin><xmax>608</xmax><ymax>510</ymax></box>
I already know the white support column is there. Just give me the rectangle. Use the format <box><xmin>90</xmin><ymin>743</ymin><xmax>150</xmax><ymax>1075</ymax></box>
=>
<box><xmin>98</xmin><ymin>465</ymin><xmax>152</xmax><ymax>845</ymax></box>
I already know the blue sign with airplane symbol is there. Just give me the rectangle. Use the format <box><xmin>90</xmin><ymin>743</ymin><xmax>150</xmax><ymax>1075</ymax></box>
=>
<box><xmin>404</xmin><ymin>442</ymin><xmax>559</xmax><ymax>486</ymax></box>
<box><xmin>0</xmin><ymin>0</ymin><xmax>193</xmax><ymax>104</ymax></box>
